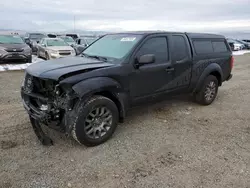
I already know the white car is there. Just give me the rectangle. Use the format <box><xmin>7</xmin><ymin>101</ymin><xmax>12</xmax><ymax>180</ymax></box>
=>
<box><xmin>37</xmin><ymin>38</ymin><xmax>76</xmax><ymax>60</ymax></box>
<box><xmin>233</xmin><ymin>43</ymin><xmax>243</xmax><ymax>51</ymax></box>
<box><xmin>227</xmin><ymin>38</ymin><xmax>244</xmax><ymax>51</ymax></box>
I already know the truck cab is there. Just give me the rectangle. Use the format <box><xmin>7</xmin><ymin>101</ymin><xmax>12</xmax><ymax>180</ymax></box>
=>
<box><xmin>21</xmin><ymin>31</ymin><xmax>233</xmax><ymax>147</ymax></box>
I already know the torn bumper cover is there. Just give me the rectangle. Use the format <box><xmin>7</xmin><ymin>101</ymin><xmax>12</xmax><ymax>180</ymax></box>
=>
<box><xmin>21</xmin><ymin>86</ymin><xmax>76</xmax><ymax>146</ymax></box>
<box><xmin>21</xmin><ymin>88</ymin><xmax>52</xmax><ymax>121</ymax></box>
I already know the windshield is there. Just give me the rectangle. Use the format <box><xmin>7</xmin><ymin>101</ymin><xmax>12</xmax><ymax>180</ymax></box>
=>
<box><xmin>85</xmin><ymin>38</ymin><xmax>97</xmax><ymax>44</ymax></box>
<box><xmin>0</xmin><ymin>35</ymin><xmax>24</xmax><ymax>44</ymax></box>
<box><xmin>83</xmin><ymin>34</ymin><xmax>142</xmax><ymax>59</ymax></box>
<box><xmin>61</xmin><ymin>37</ymin><xmax>74</xmax><ymax>42</ymax></box>
<box><xmin>47</xmin><ymin>39</ymin><xmax>68</xmax><ymax>46</ymax></box>
<box><xmin>30</xmin><ymin>33</ymin><xmax>46</xmax><ymax>40</ymax></box>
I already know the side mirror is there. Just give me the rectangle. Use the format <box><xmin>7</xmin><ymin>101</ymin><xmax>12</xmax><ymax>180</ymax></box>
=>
<box><xmin>137</xmin><ymin>54</ymin><xmax>155</xmax><ymax>65</ymax></box>
<box><xmin>41</xmin><ymin>44</ymin><xmax>46</xmax><ymax>47</ymax></box>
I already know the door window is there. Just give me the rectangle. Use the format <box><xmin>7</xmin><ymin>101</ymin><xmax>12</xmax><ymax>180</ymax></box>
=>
<box><xmin>193</xmin><ymin>41</ymin><xmax>213</xmax><ymax>54</ymax></box>
<box><xmin>172</xmin><ymin>35</ymin><xmax>189</xmax><ymax>61</ymax></box>
<box><xmin>136</xmin><ymin>37</ymin><xmax>168</xmax><ymax>64</ymax></box>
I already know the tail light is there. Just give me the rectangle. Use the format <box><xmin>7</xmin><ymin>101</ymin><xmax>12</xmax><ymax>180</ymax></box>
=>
<box><xmin>230</xmin><ymin>56</ymin><xmax>234</xmax><ymax>70</ymax></box>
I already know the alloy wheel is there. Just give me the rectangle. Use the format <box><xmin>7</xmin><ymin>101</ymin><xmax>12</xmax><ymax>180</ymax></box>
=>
<box><xmin>84</xmin><ymin>106</ymin><xmax>113</xmax><ymax>139</ymax></box>
<box><xmin>204</xmin><ymin>81</ymin><xmax>216</xmax><ymax>102</ymax></box>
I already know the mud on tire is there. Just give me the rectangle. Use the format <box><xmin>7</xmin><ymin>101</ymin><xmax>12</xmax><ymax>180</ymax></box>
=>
<box><xmin>72</xmin><ymin>95</ymin><xmax>119</xmax><ymax>147</ymax></box>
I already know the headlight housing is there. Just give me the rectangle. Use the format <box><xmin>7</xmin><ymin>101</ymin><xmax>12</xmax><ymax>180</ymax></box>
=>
<box><xmin>0</xmin><ymin>49</ymin><xmax>5</xmax><ymax>56</ymax></box>
<box><xmin>48</xmin><ymin>49</ymin><xmax>58</xmax><ymax>54</ymax></box>
<box><xmin>23</xmin><ymin>47</ymin><xmax>32</xmax><ymax>54</ymax></box>
<box><xmin>48</xmin><ymin>49</ymin><xmax>58</xmax><ymax>56</ymax></box>
<box><xmin>71</xmin><ymin>50</ymin><xmax>76</xmax><ymax>55</ymax></box>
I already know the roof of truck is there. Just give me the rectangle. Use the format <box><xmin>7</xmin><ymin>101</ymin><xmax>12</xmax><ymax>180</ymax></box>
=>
<box><xmin>107</xmin><ymin>31</ymin><xmax>225</xmax><ymax>38</ymax></box>
<box><xmin>186</xmin><ymin>32</ymin><xmax>225</xmax><ymax>39</ymax></box>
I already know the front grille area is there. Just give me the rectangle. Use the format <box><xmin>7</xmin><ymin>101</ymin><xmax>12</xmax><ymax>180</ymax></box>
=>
<box><xmin>59</xmin><ymin>50</ymin><xmax>71</xmax><ymax>55</ymax></box>
<box><xmin>23</xmin><ymin>73</ymin><xmax>57</xmax><ymax>98</ymax></box>
<box><xmin>5</xmin><ymin>48</ymin><xmax>24</xmax><ymax>52</ymax></box>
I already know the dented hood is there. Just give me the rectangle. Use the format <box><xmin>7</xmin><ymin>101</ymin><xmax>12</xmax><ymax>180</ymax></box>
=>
<box><xmin>26</xmin><ymin>56</ymin><xmax>114</xmax><ymax>80</ymax></box>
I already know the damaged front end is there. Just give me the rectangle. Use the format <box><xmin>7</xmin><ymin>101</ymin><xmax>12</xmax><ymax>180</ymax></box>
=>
<box><xmin>21</xmin><ymin>72</ymin><xmax>78</xmax><ymax>145</ymax></box>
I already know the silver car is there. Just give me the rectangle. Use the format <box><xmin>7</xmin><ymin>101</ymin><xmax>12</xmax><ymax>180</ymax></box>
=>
<box><xmin>37</xmin><ymin>38</ymin><xmax>76</xmax><ymax>60</ymax></box>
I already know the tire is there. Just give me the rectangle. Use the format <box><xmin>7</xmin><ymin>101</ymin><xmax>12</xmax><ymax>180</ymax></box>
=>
<box><xmin>45</xmin><ymin>52</ymin><xmax>50</xmax><ymax>60</ymax></box>
<box><xmin>27</xmin><ymin>56</ymin><xmax>32</xmax><ymax>63</ymax></box>
<box><xmin>72</xmin><ymin>95</ymin><xmax>119</xmax><ymax>147</ymax></box>
<box><xmin>37</xmin><ymin>50</ymin><xmax>40</xmax><ymax>58</ymax></box>
<box><xmin>194</xmin><ymin>75</ymin><xmax>218</xmax><ymax>105</ymax></box>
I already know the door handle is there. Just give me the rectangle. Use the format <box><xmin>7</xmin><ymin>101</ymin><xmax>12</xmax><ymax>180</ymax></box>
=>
<box><xmin>165</xmin><ymin>67</ymin><xmax>175</xmax><ymax>72</ymax></box>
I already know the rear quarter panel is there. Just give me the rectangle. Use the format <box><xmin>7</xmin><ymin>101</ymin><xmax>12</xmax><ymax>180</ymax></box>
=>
<box><xmin>188</xmin><ymin>37</ymin><xmax>232</xmax><ymax>91</ymax></box>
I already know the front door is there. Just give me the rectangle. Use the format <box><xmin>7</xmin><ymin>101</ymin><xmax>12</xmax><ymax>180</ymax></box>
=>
<box><xmin>130</xmin><ymin>35</ymin><xmax>173</xmax><ymax>104</ymax></box>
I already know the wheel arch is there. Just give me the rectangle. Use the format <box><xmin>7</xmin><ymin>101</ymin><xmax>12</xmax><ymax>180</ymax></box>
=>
<box><xmin>72</xmin><ymin>77</ymin><xmax>129</xmax><ymax>122</ymax></box>
<box><xmin>93</xmin><ymin>91</ymin><xmax>128</xmax><ymax>122</ymax></box>
<box><xmin>194</xmin><ymin>63</ymin><xmax>223</xmax><ymax>93</ymax></box>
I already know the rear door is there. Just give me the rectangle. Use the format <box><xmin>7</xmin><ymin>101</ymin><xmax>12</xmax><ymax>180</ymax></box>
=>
<box><xmin>167</xmin><ymin>34</ymin><xmax>192</xmax><ymax>92</ymax></box>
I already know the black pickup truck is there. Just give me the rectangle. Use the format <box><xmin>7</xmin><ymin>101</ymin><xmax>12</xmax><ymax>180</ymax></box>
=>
<box><xmin>21</xmin><ymin>31</ymin><xmax>233</xmax><ymax>147</ymax></box>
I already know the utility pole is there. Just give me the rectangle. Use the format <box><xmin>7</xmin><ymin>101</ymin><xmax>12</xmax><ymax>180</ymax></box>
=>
<box><xmin>74</xmin><ymin>15</ymin><xmax>76</xmax><ymax>32</ymax></box>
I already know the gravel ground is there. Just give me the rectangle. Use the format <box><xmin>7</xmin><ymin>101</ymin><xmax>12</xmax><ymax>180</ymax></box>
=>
<box><xmin>0</xmin><ymin>55</ymin><xmax>250</xmax><ymax>188</ymax></box>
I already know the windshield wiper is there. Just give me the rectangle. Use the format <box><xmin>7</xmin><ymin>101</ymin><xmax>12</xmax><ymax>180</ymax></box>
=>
<box><xmin>82</xmin><ymin>53</ymin><xmax>107</xmax><ymax>62</ymax></box>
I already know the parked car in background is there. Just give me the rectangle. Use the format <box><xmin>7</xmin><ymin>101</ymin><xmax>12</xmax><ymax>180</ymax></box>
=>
<box><xmin>59</xmin><ymin>36</ymin><xmax>76</xmax><ymax>46</ymax></box>
<box><xmin>21</xmin><ymin>31</ymin><xmax>233</xmax><ymax>146</ymax></box>
<box><xmin>228</xmin><ymin>42</ymin><xmax>235</xmax><ymax>51</ymax></box>
<box><xmin>0</xmin><ymin>34</ymin><xmax>32</xmax><ymax>63</ymax></box>
<box><xmin>36</xmin><ymin>38</ymin><xmax>76</xmax><ymax>60</ymax></box>
<box><xmin>74</xmin><ymin>37</ymin><xmax>98</xmax><ymax>54</ymax></box>
<box><xmin>235</xmin><ymin>40</ymin><xmax>250</xmax><ymax>49</ymax></box>
<box><xmin>226</xmin><ymin>38</ymin><xmax>244</xmax><ymax>51</ymax></box>
<box><xmin>47</xmin><ymin>33</ymin><xmax>57</xmax><ymax>38</ymax></box>
<box><xmin>24</xmin><ymin>32</ymin><xmax>47</xmax><ymax>53</ymax></box>
<box><xmin>65</xmin><ymin>33</ymin><xmax>80</xmax><ymax>40</ymax></box>
<box><xmin>242</xmin><ymin>39</ymin><xmax>250</xmax><ymax>43</ymax></box>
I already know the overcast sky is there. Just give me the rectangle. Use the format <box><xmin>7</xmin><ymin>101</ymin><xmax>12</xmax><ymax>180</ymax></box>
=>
<box><xmin>0</xmin><ymin>0</ymin><xmax>250</xmax><ymax>32</ymax></box>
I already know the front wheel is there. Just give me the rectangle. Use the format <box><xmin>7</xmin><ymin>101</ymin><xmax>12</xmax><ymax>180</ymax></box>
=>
<box><xmin>45</xmin><ymin>52</ymin><xmax>50</xmax><ymax>60</ymax></box>
<box><xmin>37</xmin><ymin>50</ymin><xmax>40</xmax><ymax>58</ymax></box>
<box><xmin>72</xmin><ymin>95</ymin><xmax>119</xmax><ymax>147</ymax></box>
<box><xmin>194</xmin><ymin>75</ymin><xmax>218</xmax><ymax>105</ymax></box>
<box><xmin>27</xmin><ymin>56</ymin><xmax>32</xmax><ymax>63</ymax></box>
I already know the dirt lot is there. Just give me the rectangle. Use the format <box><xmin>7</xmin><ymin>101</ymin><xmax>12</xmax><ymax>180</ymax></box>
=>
<box><xmin>1</xmin><ymin>55</ymin><xmax>250</xmax><ymax>188</ymax></box>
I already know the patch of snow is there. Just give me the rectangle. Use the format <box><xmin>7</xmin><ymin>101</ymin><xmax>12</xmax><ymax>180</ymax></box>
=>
<box><xmin>0</xmin><ymin>55</ymin><xmax>44</xmax><ymax>72</ymax></box>
<box><xmin>233</xmin><ymin>50</ymin><xmax>250</xmax><ymax>56</ymax></box>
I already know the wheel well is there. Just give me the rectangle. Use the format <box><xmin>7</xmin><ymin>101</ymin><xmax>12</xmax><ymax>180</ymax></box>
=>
<box><xmin>94</xmin><ymin>91</ymin><xmax>124</xmax><ymax>122</ymax></box>
<box><xmin>210</xmin><ymin>71</ymin><xmax>222</xmax><ymax>86</ymax></box>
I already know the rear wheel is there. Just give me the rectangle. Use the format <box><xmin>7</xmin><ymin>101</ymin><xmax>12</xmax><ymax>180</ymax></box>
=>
<box><xmin>194</xmin><ymin>75</ymin><xmax>218</xmax><ymax>105</ymax></box>
<box><xmin>72</xmin><ymin>95</ymin><xmax>119</xmax><ymax>147</ymax></box>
